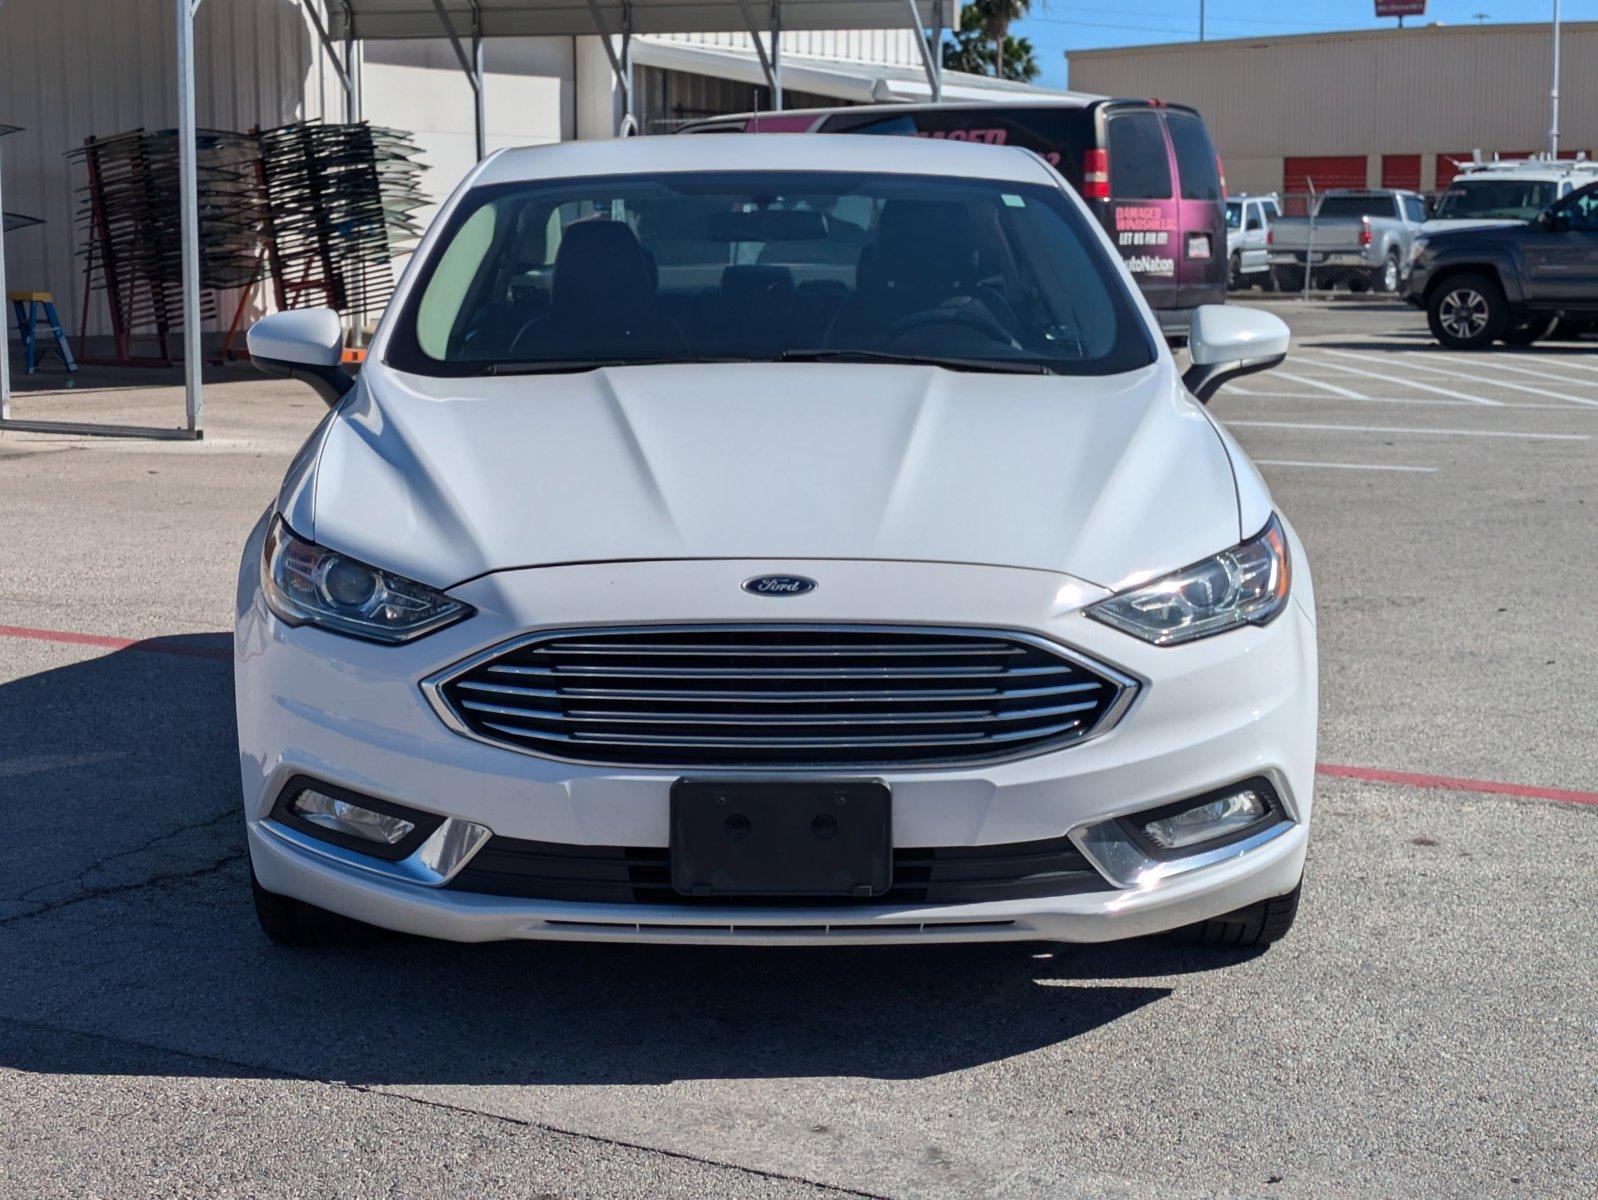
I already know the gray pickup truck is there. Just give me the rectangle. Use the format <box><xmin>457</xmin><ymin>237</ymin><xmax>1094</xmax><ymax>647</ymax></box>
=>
<box><xmin>1269</xmin><ymin>189</ymin><xmax>1430</xmax><ymax>293</ymax></box>
<box><xmin>1404</xmin><ymin>179</ymin><xmax>1598</xmax><ymax>349</ymax></box>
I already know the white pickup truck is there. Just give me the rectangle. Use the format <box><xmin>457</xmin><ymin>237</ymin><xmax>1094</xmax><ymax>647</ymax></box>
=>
<box><xmin>1268</xmin><ymin>189</ymin><xmax>1429</xmax><ymax>293</ymax></box>
<box><xmin>1225</xmin><ymin>194</ymin><xmax>1280</xmax><ymax>290</ymax></box>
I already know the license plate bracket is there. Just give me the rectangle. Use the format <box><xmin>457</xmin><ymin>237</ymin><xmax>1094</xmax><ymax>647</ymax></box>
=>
<box><xmin>670</xmin><ymin>779</ymin><xmax>891</xmax><ymax>898</ymax></box>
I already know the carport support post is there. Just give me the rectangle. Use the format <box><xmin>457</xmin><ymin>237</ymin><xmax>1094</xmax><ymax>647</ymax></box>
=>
<box><xmin>769</xmin><ymin>2</ymin><xmax>783</xmax><ymax>110</ymax></box>
<box><xmin>177</xmin><ymin>0</ymin><xmax>204</xmax><ymax>435</ymax></box>
<box><xmin>0</xmin><ymin>115</ymin><xmax>10</xmax><ymax>422</ymax></box>
<box><xmin>907</xmin><ymin>0</ymin><xmax>942</xmax><ymax>103</ymax></box>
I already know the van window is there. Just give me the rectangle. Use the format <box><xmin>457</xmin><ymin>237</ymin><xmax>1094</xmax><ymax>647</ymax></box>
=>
<box><xmin>827</xmin><ymin>107</ymin><xmax>1096</xmax><ymax>189</ymax></box>
<box><xmin>1166</xmin><ymin>113</ymin><xmax>1221</xmax><ymax>201</ymax></box>
<box><xmin>1106</xmin><ymin>112</ymin><xmax>1171</xmax><ymax>200</ymax></box>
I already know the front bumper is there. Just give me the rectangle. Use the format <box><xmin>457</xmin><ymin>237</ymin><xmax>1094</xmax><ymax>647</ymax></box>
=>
<box><xmin>236</xmin><ymin>519</ymin><xmax>1318</xmax><ymax>946</ymax></box>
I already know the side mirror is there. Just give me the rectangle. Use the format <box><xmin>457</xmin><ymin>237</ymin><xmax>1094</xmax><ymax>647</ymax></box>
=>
<box><xmin>247</xmin><ymin>308</ymin><xmax>355</xmax><ymax>407</ymax></box>
<box><xmin>1539</xmin><ymin>209</ymin><xmax>1569</xmax><ymax>233</ymax></box>
<box><xmin>1182</xmin><ymin>305</ymin><xmax>1290</xmax><ymax>404</ymax></box>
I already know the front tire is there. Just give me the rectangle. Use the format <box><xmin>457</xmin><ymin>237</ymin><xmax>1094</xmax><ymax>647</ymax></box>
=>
<box><xmin>1170</xmin><ymin>881</ymin><xmax>1301</xmax><ymax>947</ymax></box>
<box><xmin>1228</xmin><ymin>253</ymin><xmax>1243</xmax><ymax>291</ymax></box>
<box><xmin>251</xmin><ymin>866</ymin><xmax>385</xmax><ymax>947</ymax></box>
<box><xmin>1428</xmin><ymin>272</ymin><xmax>1508</xmax><ymax>349</ymax></box>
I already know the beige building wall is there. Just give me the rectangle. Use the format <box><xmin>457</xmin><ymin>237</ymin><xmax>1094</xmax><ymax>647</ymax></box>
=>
<box><xmin>1068</xmin><ymin>23</ymin><xmax>1597</xmax><ymax>196</ymax></box>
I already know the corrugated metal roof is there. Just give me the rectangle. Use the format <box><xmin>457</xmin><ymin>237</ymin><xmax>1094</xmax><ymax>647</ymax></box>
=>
<box><xmin>631</xmin><ymin>38</ymin><xmax>1054</xmax><ymax>103</ymax></box>
<box><xmin>330</xmin><ymin>1</ymin><xmax>936</xmax><ymax>39</ymax></box>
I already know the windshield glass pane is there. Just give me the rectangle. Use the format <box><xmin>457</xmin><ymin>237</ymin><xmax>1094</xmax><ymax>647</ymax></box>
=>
<box><xmin>1225</xmin><ymin>202</ymin><xmax>1242</xmax><ymax>229</ymax></box>
<box><xmin>387</xmin><ymin>170</ymin><xmax>1155</xmax><ymax>377</ymax></box>
<box><xmin>1435</xmin><ymin>179</ymin><xmax>1557</xmax><ymax>221</ymax></box>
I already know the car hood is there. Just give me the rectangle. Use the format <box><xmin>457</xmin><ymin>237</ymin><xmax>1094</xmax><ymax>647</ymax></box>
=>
<box><xmin>1421</xmin><ymin>217</ymin><xmax>1525</xmax><ymax>236</ymax></box>
<box><xmin>298</xmin><ymin>360</ymin><xmax>1244</xmax><ymax>592</ymax></box>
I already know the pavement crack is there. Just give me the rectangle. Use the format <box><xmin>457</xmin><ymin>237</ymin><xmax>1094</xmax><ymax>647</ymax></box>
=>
<box><xmin>0</xmin><ymin>1015</ymin><xmax>892</xmax><ymax>1198</ymax></box>
<box><xmin>0</xmin><ymin>847</ymin><xmax>244</xmax><ymax>928</ymax></box>
<box><xmin>4</xmin><ymin>808</ymin><xmax>237</xmax><ymax>906</ymax></box>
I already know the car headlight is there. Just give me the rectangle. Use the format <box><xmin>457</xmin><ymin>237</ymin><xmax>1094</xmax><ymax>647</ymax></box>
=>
<box><xmin>1406</xmin><ymin>237</ymin><xmax>1428</xmax><ymax>266</ymax></box>
<box><xmin>262</xmin><ymin>516</ymin><xmax>472</xmax><ymax>643</ymax></box>
<box><xmin>1086</xmin><ymin>515</ymin><xmax>1291</xmax><ymax>646</ymax></box>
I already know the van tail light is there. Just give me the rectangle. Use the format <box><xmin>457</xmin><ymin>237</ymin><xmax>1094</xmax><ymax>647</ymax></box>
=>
<box><xmin>1216</xmin><ymin>155</ymin><xmax>1227</xmax><ymax>194</ymax></box>
<box><xmin>1360</xmin><ymin>216</ymin><xmax>1373</xmax><ymax>246</ymax></box>
<box><xmin>1083</xmin><ymin>148</ymin><xmax>1110</xmax><ymax>200</ymax></box>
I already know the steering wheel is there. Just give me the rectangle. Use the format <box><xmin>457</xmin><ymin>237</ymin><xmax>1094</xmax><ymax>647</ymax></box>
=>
<box><xmin>882</xmin><ymin>305</ymin><xmax>1018</xmax><ymax>348</ymax></box>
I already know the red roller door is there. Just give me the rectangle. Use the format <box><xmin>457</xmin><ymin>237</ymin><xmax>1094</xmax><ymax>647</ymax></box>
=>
<box><xmin>1436</xmin><ymin>154</ymin><xmax>1473</xmax><ymax>187</ymax></box>
<box><xmin>1283</xmin><ymin>155</ymin><xmax>1368</xmax><ymax>193</ymax></box>
<box><xmin>1381</xmin><ymin>154</ymin><xmax>1421</xmax><ymax>191</ymax></box>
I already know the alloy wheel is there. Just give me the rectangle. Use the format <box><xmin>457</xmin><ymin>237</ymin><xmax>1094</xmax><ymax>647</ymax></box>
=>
<box><xmin>1438</xmin><ymin>287</ymin><xmax>1489</xmax><ymax>339</ymax></box>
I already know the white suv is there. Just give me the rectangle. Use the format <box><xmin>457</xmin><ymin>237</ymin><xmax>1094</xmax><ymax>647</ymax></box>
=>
<box><xmin>1426</xmin><ymin>157</ymin><xmax>1598</xmax><ymax>233</ymax></box>
<box><xmin>240</xmin><ymin>135</ymin><xmax>1314</xmax><ymax>951</ymax></box>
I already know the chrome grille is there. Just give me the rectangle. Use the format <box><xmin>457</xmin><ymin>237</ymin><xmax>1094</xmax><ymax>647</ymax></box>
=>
<box><xmin>429</xmin><ymin>625</ymin><xmax>1133</xmax><ymax>768</ymax></box>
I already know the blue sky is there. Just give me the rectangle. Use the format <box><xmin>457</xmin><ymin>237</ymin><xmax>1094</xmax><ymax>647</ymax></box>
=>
<box><xmin>1007</xmin><ymin>0</ymin><xmax>1578</xmax><ymax>90</ymax></box>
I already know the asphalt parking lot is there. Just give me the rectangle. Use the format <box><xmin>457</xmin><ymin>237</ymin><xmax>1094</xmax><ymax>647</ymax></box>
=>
<box><xmin>0</xmin><ymin>300</ymin><xmax>1593</xmax><ymax>1199</ymax></box>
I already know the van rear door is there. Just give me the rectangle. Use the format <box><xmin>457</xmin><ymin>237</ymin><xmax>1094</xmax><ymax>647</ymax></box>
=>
<box><xmin>1103</xmin><ymin>107</ymin><xmax>1179</xmax><ymax>312</ymax></box>
<box><xmin>1164</xmin><ymin>108</ymin><xmax>1227</xmax><ymax>310</ymax></box>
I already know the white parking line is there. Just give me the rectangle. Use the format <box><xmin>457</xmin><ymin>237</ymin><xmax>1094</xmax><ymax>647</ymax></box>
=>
<box><xmin>1226</xmin><ymin>419</ymin><xmax>1589</xmax><ymax>441</ymax></box>
<box><xmin>1273</xmin><ymin>370</ymin><xmax>1370</xmax><ymax>399</ymax></box>
<box><xmin>1307</xmin><ymin>350</ymin><xmax>1504</xmax><ymax>405</ymax></box>
<box><xmin>1415</xmin><ymin>350</ymin><xmax>1598</xmax><ymax>395</ymax></box>
<box><xmin>1368</xmin><ymin>351</ymin><xmax>1598</xmax><ymax>409</ymax></box>
<box><xmin>1229</xmin><ymin>390</ymin><xmax>1592</xmax><ymax>411</ymax></box>
<box><xmin>1255</xmin><ymin>459</ymin><xmax>1438</xmax><ymax>473</ymax></box>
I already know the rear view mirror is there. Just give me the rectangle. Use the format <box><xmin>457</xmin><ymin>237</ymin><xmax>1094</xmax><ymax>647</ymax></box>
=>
<box><xmin>707</xmin><ymin>209</ymin><xmax>827</xmax><ymax>243</ymax></box>
<box><xmin>247</xmin><ymin>308</ymin><xmax>354</xmax><ymax>407</ymax></box>
<box><xmin>1182</xmin><ymin>305</ymin><xmax>1290</xmax><ymax>403</ymax></box>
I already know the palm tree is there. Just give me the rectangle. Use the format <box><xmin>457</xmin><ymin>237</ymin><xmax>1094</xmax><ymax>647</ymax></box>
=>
<box><xmin>979</xmin><ymin>0</ymin><xmax>1032</xmax><ymax>79</ymax></box>
<box><xmin>943</xmin><ymin>1</ymin><xmax>1042</xmax><ymax>83</ymax></box>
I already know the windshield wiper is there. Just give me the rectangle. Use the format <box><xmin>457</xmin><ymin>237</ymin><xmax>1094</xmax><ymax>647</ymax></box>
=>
<box><xmin>777</xmin><ymin>349</ymin><xmax>1057</xmax><ymax>375</ymax></box>
<box><xmin>482</xmin><ymin>356</ymin><xmax>754</xmax><ymax>376</ymax></box>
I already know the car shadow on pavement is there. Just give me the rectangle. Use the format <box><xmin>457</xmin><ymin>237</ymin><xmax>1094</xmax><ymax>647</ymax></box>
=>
<box><xmin>1313</xmin><ymin>337</ymin><xmax>1596</xmax><ymax>355</ymax></box>
<box><xmin>0</xmin><ymin>638</ymin><xmax>1262</xmax><ymax>1087</ymax></box>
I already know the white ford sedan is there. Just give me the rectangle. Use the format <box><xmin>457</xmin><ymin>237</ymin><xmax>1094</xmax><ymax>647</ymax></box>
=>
<box><xmin>239</xmin><ymin>134</ymin><xmax>1315</xmax><ymax>949</ymax></box>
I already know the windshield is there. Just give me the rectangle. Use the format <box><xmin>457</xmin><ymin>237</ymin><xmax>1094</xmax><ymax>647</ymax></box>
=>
<box><xmin>387</xmin><ymin>170</ymin><xmax>1155</xmax><ymax>378</ymax></box>
<box><xmin>1434</xmin><ymin>179</ymin><xmax>1558</xmax><ymax>221</ymax></box>
<box><xmin>1225</xmin><ymin>202</ymin><xmax>1242</xmax><ymax>229</ymax></box>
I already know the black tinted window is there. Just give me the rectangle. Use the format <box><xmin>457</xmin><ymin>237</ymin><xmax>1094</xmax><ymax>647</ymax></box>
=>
<box><xmin>1166</xmin><ymin>113</ymin><xmax>1221</xmax><ymax>201</ymax></box>
<box><xmin>1316</xmin><ymin>195</ymin><xmax>1398</xmax><ymax>219</ymax></box>
<box><xmin>828</xmin><ymin>107</ymin><xmax>1096</xmax><ymax>189</ymax></box>
<box><xmin>1106</xmin><ymin>112</ymin><xmax>1171</xmax><ymax>200</ymax></box>
<box><xmin>1564</xmin><ymin>185</ymin><xmax>1598</xmax><ymax>231</ymax></box>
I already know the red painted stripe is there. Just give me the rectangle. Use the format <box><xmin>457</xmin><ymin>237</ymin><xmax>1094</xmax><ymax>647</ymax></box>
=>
<box><xmin>1317</xmin><ymin>763</ymin><xmax>1598</xmax><ymax>808</ymax></box>
<box><xmin>0</xmin><ymin>624</ymin><xmax>1592</xmax><ymax>804</ymax></box>
<box><xmin>0</xmin><ymin>624</ymin><xmax>231</xmax><ymax>662</ymax></box>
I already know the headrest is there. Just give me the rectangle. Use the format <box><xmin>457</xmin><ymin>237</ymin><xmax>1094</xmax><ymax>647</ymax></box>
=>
<box><xmin>552</xmin><ymin>219</ymin><xmax>654</xmax><ymax>316</ymax></box>
<box><xmin>868</xmin><ymin>200</ymin><xmax>980</xmax><ymax>293</ymax></box>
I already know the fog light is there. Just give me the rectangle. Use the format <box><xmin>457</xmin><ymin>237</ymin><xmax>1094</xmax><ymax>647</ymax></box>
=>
<box><xmin>270</xmin><ymin>777</ymin><xmax>442</xmax><ymax>863</ymax></box>
<box><xmin>292</xmin><ymin>788</ymin><xmax>415</xmax><ymax>846</ymax></box>
<box><xmin>1141</xmin><ymin>786</ymin><xmax>1269</xmax><ymax>851</ymax></box>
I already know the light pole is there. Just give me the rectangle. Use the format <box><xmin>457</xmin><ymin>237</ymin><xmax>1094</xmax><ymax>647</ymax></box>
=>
<box><xmin>1199</xmin><ymin>0</ymin><xmax>1206</xmax><ymax>41</ymax></box>
<box><xmin>1549</xmin><ymin>0</ymin><xmax>1562</xmax><ymax>156</ymax></box>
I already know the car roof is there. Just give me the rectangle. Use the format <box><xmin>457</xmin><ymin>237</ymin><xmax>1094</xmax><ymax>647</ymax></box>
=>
<box><xmin>1451</xmin><ymin>166</ymin><xmax>1592</xmax><ymax>183</ymax></box>
<box><xmin>472</xmin><ymin>133</ymin><xmax>1061</xmax><ymax>188</ymax></box>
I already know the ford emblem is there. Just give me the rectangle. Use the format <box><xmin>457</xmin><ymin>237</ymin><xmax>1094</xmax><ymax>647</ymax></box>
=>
<box><xmin>742</xmin><ymin>574</ymin><xmax>817</xmax><ymax>597</ymax></box>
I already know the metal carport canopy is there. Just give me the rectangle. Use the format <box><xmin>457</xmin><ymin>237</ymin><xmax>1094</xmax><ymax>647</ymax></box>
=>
<box><xmin>329</xmin><ymin>2</ymin><xmax>933</xmax><ymax>38</ymax></box>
